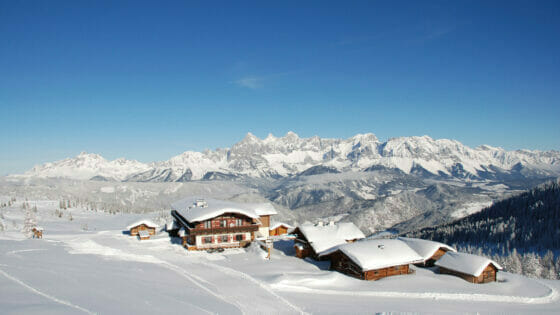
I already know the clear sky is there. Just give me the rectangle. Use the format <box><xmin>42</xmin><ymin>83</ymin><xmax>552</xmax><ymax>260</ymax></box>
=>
<box><xmin>1</xmin><ymin>0</ymin><xmax>559</xmax><ymax>175</ymax></box>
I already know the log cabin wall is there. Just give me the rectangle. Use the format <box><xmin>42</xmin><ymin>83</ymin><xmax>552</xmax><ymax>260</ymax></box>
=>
<box><xmin>295</xmin><ymin>242</ymin><xmax>311</xmax><ymax>258</ymax></box>
<box><xmin>329</xmin><ymin>251</ymin><xmax>411</xmax><ymax>281</ymax></box>
<box><xmin>478</xmin><ymin>264</ymin><xmax>497</xmax><ymax>283</ymax></box>
<box><xmin>259</xmin><ymin>215</ymin><xmax>270</xmax><ymax>227</ymax></box>
<box><xmin>130</xmin><ymin>224</ymin><xmax>155</xmax><ymax>236</ymax></box>
<box><xmin>363</xmin><ymin>264</ymin><xmax>409</xmax><ymax>281</ymax></box>
<box><xmin>438</xmin><ymin>264</ymin><xmax>497</xmax><ymax>283</ymax></box>
<box><xmin>293</xmin><ymin>228</ymin><xmax>315</xmax><ymax>258</ymax></box>
<box><xmin>270</xmin><ymin>226</ymin><xmax>289</xmax><ymax>236</ymax></box>
<box><xmin>329</xmin><ymin>251</ymin><xmax>363</xmax><ymax>279</ymax></box>
<box><xmin>423</xmin><ymin>248</ymin><xmax>449</xmax><ymax>267</ymax></box>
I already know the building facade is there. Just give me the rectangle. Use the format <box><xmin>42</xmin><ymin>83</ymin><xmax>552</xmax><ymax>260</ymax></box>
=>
<box><xmin>171</xmin><ymin>197</ymin><xmax>277</xmax><ymax>250</ymax></box>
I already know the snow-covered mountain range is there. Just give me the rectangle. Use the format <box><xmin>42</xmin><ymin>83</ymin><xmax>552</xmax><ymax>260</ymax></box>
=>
<box><xmin>20</xmin><ymin>132</ymin><xmax>560</xmax><ymax>182</ymax></box>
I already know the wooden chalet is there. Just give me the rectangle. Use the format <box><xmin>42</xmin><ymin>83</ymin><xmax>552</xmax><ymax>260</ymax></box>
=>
<box><xmin>170</xmin><ymin>197</ymin><xmax>277</xmax><ymax>251</ymax></box>
<box><xmin>32</xmin><ymin>227</ymin><xmax>43</xmax><ymax>239</ymax></box>
<box><xmin>398</xmin><ymin>237</ymin><xmax>456</xmax><ymax>267</ymax></box>
<box><xmin>293</xmin><ymin>222</ymin><xmax>365</xmax><ymax>260</ymax></box>
<box><xmin>435</xmin><ymin>252</ymin><xmax>503</xmax><ymax>283</ymax></box>
<box><xmin>269</xmin><ymin>222</ymin><xmax>294</xmax><ymax>236</ymax></box>
<box><xmin>127</xmin><ymin>220</ymin><xmax>158</xmax><ymax>239</ymax></box>
<box><xmin>323</xmin><ymin>238</ymin><xmax>423</xmax><ymax>281</ymax></box>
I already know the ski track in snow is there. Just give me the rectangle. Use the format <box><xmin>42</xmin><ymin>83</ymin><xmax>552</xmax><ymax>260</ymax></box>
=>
<box><xmin>201</xmin><ymin>260</ymin><xmax>308</xmax><ymax>314</ymax></box>
<box><xmin>63</xmin><ymin>235</ymin><xmax>306</xmax><ymax>314</ymax></box>
<box><xmin>271</xmin><ymin>282</ymin><xmax>559</xmax><ymax>305</ymax></box>
<box><xmin>6</xmin><ymin>248</ymin><xmax>48</xmax><ymax>257</ymax></box>
<box><xmin>0</xmin><ymin>268</ymin><xmax>96</xmax><ymax>315</ymax></box>
<box><xmin>39</xmin><ymin>232</ymin><xmax>560</xmax><ymax>312</ymax></box>
<box><xmin>63</xmin><ymin>237</ymin><xmax>240</xmax><ymax>314</ymax></box>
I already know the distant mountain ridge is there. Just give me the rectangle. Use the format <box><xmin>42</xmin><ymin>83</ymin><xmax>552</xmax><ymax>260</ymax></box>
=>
<box><xmin>19</xmin><ymin>132</ymin><xmax>560</xmax><ymax>182</ymax></box>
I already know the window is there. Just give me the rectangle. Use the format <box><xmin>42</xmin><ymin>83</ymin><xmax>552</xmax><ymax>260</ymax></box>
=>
<box><xmin>220</xmin><ymin>220</ymin><xmax>227</xmax><ymax>228</ymax></box>
<box><xmin>220</xmin><ymin>235</ymin><xmax>229</xmax><ymax>243</ymax></box>
<box><xmin>235</xmin><ymin>234</ymin><xmax>244</xmax><ymax>241</ymax></box>
<box><xmin>236</xmin><ymin>219</ymin><xmax>243</xmax><ymax>226</ymax></box>
<box><xmin>204</xmin><ymin>221</ymin><xmax>211</xmax><ymax>229</ymax></box>
<box><xmin>203</xmin><ymin>236</ymin><xmax>212</xmax><ymax>244</ymax></box>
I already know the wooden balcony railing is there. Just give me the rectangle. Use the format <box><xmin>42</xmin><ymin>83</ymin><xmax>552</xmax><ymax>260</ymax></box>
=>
<box><xmin>187</xmin><ymin>224</ymin><xmax>259</xmax><ymax>236</ymax></box>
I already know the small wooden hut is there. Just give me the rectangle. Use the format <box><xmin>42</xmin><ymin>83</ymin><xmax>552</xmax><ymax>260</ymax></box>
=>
<box><xmin>32</xmin><ymin>227</ymin><xmax>43</xmax><ymax>239</ymax></box>
<box><xmin>138</xmin><ymin>230</ymin><xmax>151</xmax><ymax>240</ymax></box>
<box><xmin>127</xmin><ymin>220</ymin><xmax>158</xmax><ymax>239</ymax></box>
<box><xmin>323</xmin><ymin>238</ymin><xmax>423</xmax><ymax>281</ymax></box>
<box><xmin>269</xmin><ymin>223</ymin><xmax>294</xmax><ymax>236</ymax></box>
<box><xmin>293</xmin><ymin>222</ymin><xmax>365</xmax><ymax>260</ymax></box>
<box><xmin>435</xmin><ymin>252</ymin><xmax>503</xmax><ymax>283</ymax></box>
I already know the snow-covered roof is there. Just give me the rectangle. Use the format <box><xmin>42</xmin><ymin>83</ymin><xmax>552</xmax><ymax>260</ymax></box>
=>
<box><xmin>297</xmin><ymin>222</ymin><xmax>365</xmax><ymax>255</ymax></box>
<box><xmin>171</xmin><ymin>197</ymin><xmax>277</xmax><ymax>223</ymax></box>
<box><xmin>126</xmin><ymin>219</ymin><xmax>158</xmax><ymax>230</ymax></box>
<box><xmin>138</xmin><ymin>230</ymin><xmax>150</xmax><ymax>237</ymax></box>
<box><xmin>435</xmin><ymin>252</ymin><xmax>503</xmax><ymax>277</ymax></box>
<box><xmin>326</xmin><ymin>238</ymin><xmax>424</xmax><ymax>271</ymax></box>
<box><xmin>166</xmin><ymin>220</ymin><xmax>179</xmax><ymax>231</ymax></box>
<box><xmin>397</xmin><ymin>237</ymin><xmax>456</xmax><ymax>261</ymax></box>
<box><xmin>269</xmin><ymin>222</ymin><xmax>294</xmax><ymax>230</ymax></box>
<box><xmin>178</xmin><ymin>227</ymin><xmax>186</xmax><ymax>237</ymax></box>
<box><xmin>34</xmin><ymin>226</ymin><xmax>44</xmax><ymax>231</ymax></box>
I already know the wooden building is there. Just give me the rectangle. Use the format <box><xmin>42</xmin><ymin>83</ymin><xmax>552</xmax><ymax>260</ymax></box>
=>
<box><xmin>398</xmin><ymin>237</ymin><xmax>456</xmax><ymax>267</ymax></box>
<box><xmin>32</xmin><ymin>227</ymin><xmax>43</xmax><ymax>239</ymax></box>
<box><xmin>323</xmin><ymin>238</ymin><xmax>423</xmax><ymax>281</ymax></box>
<box><xmin>138</xmin><ymin>230</ymin><xmax>151</xmax><ymax>240</ymax></box>
<box><xmin>127</xmin><ymin>220</ymin><xmax>158</xmax><ymax>239</ymax></box>
<box><xmin>269</xmin><ymin>223</ymin><xmax>293</xmax><ymax>236</ymax></box>
<box><xmin>435</xmin><ymin>252</ymin><xmax>503</xmax><ymax>283</ymax></box>
<box><xmin>293</xmin><ymin>222</ymin><xmax>365</xmax><ymax>260</ymax></box>
<box><xmin>171</xmin><ymin>197</ymin><xmax>277</xmax><ymax>251</ymax></box>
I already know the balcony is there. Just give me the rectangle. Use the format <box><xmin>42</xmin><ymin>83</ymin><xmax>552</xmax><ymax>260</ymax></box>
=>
<box><xmin>187</xmin><ymin>224</ymin><xmax>259</xmax><ymax>236</ymax></box>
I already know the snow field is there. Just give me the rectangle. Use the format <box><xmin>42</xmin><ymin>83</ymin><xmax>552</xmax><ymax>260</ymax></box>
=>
<box><xmin>1</xmin><ymin>200</ymin><xmax>560</xmax><ymax>314</ymax></box>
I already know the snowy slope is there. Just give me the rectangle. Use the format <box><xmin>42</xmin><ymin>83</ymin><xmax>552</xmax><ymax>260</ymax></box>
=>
<box><xmin>17</xmin><ymin>132</ymin><xmax>560</xmax><ymax>182</ymax></box>
<box><xmin>1</xmin><ymin>200</ymin><xmax>559</xmax><ymax>314</ymax></box>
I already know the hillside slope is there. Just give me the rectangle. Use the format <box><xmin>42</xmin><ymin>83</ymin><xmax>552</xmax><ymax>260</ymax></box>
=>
<box><xmin>406</xmin><ymin>179</ymin><xmax>560</xmax><ymax>279</ymax></box>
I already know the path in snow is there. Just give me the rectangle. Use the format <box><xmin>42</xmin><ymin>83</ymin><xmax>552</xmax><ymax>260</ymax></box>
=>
<box><xmin>61</xmin><ymin>233</ymin><xmax>303</xmax><ymax>314</ymax></box>
<box><xmin>271</xmin><ymin>281</ymin><xmax>559</xmax><ymax>305</ymax></box>
<box><xmin>0</xmin><ymin>268</ymin><xmax>95</xmax><ymax>315</ymax></box>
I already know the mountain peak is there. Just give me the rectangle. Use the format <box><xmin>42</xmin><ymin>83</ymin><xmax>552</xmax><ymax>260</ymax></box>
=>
<box><xmin>18</xmin><ymin>132</ymin><xmax>560</xmax><ymax>182</ymax></box>
<box><xmin>284</xmin><ymin>131</ymin><xmax>299</xmax><ymax>139</ymax></box>
<box><xmin>238</xmin><ymin>132</ymin><xmax>261</xmax><ymax>145</ymax></box>
<box><xmin>350</xmin><ymin>133</ymin><xmax>379</xmax><ymax>143</ymax></box>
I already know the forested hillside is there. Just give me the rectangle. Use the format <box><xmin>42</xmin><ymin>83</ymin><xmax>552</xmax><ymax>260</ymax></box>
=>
<box><xmin>406</xmin><ymin>179</ymin><xmax>560</xmax><ymax>279</ymax></box>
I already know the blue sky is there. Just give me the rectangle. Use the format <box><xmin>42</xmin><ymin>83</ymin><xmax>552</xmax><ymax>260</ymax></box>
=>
<box><xmin>1</xmin><ymin>1</ymin><xmax>559</xmax><ymax>174</ymax></box>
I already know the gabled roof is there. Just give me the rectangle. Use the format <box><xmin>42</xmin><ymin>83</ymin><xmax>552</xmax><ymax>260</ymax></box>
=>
<box><xmin>171</xmin><ymin>197</ymin><xmax>276</xmax><ymax>223</ymax></box>
<box><xmin>297</xmin><ymin>222</ymin><xmax>365</xmax><ymax>255</ymax></box>
<box><xmin>435</xmin><ymin>252</ymin><xmax>503</xmax><ymax>277</ymax></box>
<box><xmin>269</xmin><ymin>222</ymin><xmax>294</xmax><ymax>230</ymax></box>
<box><xmin>126</xmin><ymin>219</ymin><xmax>158</xmax><ymax>230</ymax></box>
<box><xmin>397</xmin><ymin>237</ymin><xmax>456</xmax><ymax>261</ymax></box>
<box><xmin>326</xmin><ymin>238</ymin><xmax>424</xmax><ymax>271</ymax></box>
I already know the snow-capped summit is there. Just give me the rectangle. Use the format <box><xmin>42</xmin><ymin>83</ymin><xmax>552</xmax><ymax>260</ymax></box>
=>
<box><xmin>23</xmin><ymin>152</ymin><xmax>150</xmax><ymax>181</ymax></box>
<box><xmin>18</xmin><ymin>132</ymin><xmax>560</xmax><ymax>182</ymax></box>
